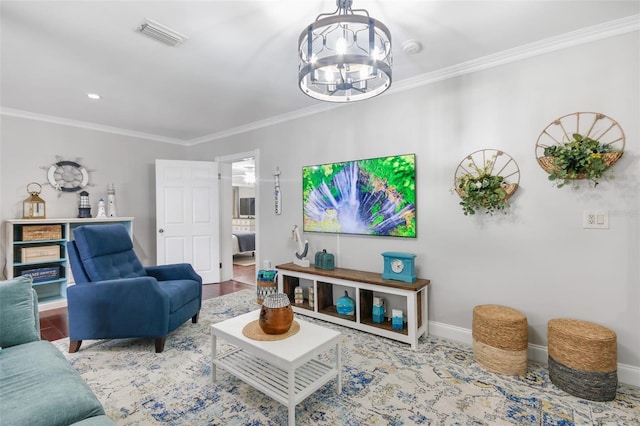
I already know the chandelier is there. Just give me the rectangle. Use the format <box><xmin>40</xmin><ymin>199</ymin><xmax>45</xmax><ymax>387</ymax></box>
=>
<box><xmin>298</xmin><ymin>0</ymin><xmax>392</xmax><ymax>102</ymax></box>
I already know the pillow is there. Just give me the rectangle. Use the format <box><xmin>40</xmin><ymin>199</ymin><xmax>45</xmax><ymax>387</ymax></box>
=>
<box><xmin>0</xmin><ymin>276</ymin><xmax>40</xmax><ymax>348</ymax></box>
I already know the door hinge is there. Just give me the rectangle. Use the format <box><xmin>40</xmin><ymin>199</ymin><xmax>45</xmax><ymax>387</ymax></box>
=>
<box><xmin>218</xmin><ymin>173</ymin><xmax>222</xmax><ymax>180</ymax></box>
<box><xmin>220</xmin><ymin>262</ymin><xmax>223</xmax><ymax>269</ymax></box>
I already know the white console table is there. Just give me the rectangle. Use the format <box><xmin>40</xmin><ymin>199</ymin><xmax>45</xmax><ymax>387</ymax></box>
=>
<box><xmin>277</xmin><ymin>263</ymin><xmax>430</xmax><ymax>350</ymax></box>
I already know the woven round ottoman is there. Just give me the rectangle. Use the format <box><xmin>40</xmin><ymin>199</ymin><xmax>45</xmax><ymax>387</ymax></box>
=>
<box><xmin>472</xmin><ymin>304</ymin><xmax>528</xmax><ymax>375</ymax></box>
<box><xmin>548</xmin><ymin>319</ymin><xmax>617</xmax><ymax>401</ymax></box>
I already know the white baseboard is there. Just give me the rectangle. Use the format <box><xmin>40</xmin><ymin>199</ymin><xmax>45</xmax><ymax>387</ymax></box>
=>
<box><xmin>428</xmin><ymin>321</ymin><xmax>640</xmax><ymax>388</ymax></box>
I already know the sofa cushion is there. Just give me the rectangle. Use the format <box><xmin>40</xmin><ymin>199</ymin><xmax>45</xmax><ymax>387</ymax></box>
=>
<box><xmin>74</xmin><ymin>224</ymin><xmax>146</xmax><ymax>281</ymax></box>
<box><xmin>70</xmin><ymin>415</ymin><xmax>116</xmax><ymax>425</ymax></box>
<box><xmin>0</xmin><ymin>341</ymin><xmax>107</xmax><ymax>426</ymax></box>
<box><xmin>159</xmin><ymin>279</ymin><xmax>201</xmax><ymax>314</ymax></box>
<box><xmin>0</xmin><ymin>276</ymin><xmax>40</xmax><ymax>348</ymax></box>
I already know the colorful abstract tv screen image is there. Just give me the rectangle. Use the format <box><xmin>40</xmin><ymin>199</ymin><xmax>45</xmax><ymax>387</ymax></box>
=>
<box><xmin>302</xmin><ymin>154</ymin><xmax>416</xmax><ymax>237</ymax></box>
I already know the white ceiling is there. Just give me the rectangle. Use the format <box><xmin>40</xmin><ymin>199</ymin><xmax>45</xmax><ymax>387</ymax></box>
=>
<box><xmin>1</xmin><ymin>1</ymin><xmax>638</xmax><ymax>145</ymax></box>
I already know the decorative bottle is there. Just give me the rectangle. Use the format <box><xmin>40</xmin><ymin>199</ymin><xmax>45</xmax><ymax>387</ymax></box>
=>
<box><xmin>107</xmin><ymin>184</ymin><xmax>118</xmax><ymax>217</ymax></box>
<box><xmin>392</xmin><ymin>309</ymin><xmax>404</xmax><ymax>331</ymax></box>
<box><xmin>372</xmin><ymin>297</ymin><xmax>385</xmax><ymax>324</ymax></box>
<box><xmin>336</xmin><ymin>291</ymin><xmax>355</xmax><ymax>316</ymax></box>
<box><xmin>308</xmin><ymin>286</ymin><xmax>314</xmax><ymax>308</ymax></box>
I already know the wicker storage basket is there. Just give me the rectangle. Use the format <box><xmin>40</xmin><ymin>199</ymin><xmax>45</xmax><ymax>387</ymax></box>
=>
<box><xmin>548</xmin><ymin>318</ymin><xmax>617</xmax><ymax>401</ymax></box>
<box><xmin>472</xmin><ymin>304</ymin><xmax>528</xmax><ymax>375</ymax></box>
<box><xmin>256</xmin><ymin>269</ymin><xmax>278</xmax><ymax>304</ymax></box>
<box><xmin>22</xmin><ymin>224</ymin><xmax>62</xmax><ymax>241</ymax></box>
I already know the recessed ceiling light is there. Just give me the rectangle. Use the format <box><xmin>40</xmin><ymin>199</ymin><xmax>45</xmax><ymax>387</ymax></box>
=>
<box><xmin>87</xmin><ymin>93</ymin><xmax>101</xmax><ymax>100</ymax></box>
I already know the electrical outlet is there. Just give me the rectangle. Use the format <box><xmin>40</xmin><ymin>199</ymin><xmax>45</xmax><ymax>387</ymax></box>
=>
<box><xmin>583</xmin><ymin>210</ymin><xmax>609</xmax><ymax>229</ymax></box>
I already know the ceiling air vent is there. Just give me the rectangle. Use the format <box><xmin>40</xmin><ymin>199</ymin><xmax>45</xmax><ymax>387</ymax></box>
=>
<box><xmin>137</xmin><ymin>19</ymin><xmax>188</xmax><ymax>47</ymax></box>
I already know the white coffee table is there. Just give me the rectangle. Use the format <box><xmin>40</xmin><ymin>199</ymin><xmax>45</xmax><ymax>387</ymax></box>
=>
<box><xmin>211</xmin><ymin>310</ymin><xmax>342</xmax><ymax>426</ymax></box>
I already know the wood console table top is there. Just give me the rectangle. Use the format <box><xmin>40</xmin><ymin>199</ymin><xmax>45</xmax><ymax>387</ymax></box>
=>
<box><xmin>276</xmin><ymin>263</ymin><xmax>430</xmax><ymax>292</ymax></box>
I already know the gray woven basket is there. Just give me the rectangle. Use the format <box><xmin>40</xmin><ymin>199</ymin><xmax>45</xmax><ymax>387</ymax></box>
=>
<box><xmin>547</xmin><ymin>318</ymin><xmax>617</xmax><ymax>401</ymax></box>
<box><xmin>549</xmin><ymin>357</ymin><xmax>617</xmax><ymax>401</ymax></box>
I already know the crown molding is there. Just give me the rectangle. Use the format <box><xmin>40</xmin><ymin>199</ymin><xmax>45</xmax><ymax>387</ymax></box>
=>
<box><xmin>184</xmin><ymin>102</ymin><xmax>341</xmax><ymax>146</ymax></box>
<box><xmin>2</xmin><ymin>14</ymin><xmax>638</xmax><ymax>145</ymax></box>
<box><xmin>190</xmin><ymin>14</ymin><xmax>639</xmax><ymax>144</ymax></box>
<box><xmin>388</xmin><ymin>14</ymin><xmax>640</xmax><ymax>94</ymax></box>
<box><xmin>0</xmin><ymin>107</ymin><xmax>186</xmax><ymax>145</ymax></box>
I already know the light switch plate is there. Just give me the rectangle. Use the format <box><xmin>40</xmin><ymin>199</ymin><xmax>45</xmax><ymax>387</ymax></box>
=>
<box><xmin>583</xmin><ymin>210</ymin><xmax>609</xmax><ymax>229</ymax></box>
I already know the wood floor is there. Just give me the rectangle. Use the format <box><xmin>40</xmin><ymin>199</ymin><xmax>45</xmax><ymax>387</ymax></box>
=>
<box><xmin>39</xmin><ymin>263</ymin><xmax>256</xmax><ymax>342</ymax></box>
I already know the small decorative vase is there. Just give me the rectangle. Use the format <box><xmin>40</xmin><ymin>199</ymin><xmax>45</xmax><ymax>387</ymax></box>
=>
<box><xmin>372</xmin><ymin>297</ymin><xmax>385</xmax><ymax>324</ymax></box>
<box><xmin>259</xmin><ymin>293</ymin><xmax>294</xmax><ymax>334</ymax></box>
<box><xmin>336</xmin><ymin>291</ymin><xmax>355</xmax><ymax>316</ymax></box>
<box><xmin>308</xmin><ymin>286</ymin><xmax>315</xmax><ymax>308</ymax></box>
<box><xmin>392</xmin><ymin>309</ymin><xmax>404</xmax><ymax>331</ymax></box>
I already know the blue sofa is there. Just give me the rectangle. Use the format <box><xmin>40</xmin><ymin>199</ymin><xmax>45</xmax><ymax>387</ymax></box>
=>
<box><xmin>67</xmin><ymin>224</ymin><xmax>202</xmax><ymax>353</ymax></box>
<box><xmin>0</xmin><ymin>276</ymin><xmax>115</xmax><ymax>426</ymax></box>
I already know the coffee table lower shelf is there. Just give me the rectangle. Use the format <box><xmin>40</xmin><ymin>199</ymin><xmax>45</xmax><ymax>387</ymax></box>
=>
<box><xmin>214</xmin><ymin>347</ymin><xmax>338</xmax><ymax>405</ymax></box>
<box><xmin>211</xmin><ymin>311</ymin><xmax>342</xmax><ymax>426</ymax></box>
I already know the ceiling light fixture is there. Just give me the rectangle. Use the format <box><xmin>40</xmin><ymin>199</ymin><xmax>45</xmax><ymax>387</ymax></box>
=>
<box><xmin>86</xmin><ymin>93</ymin><xmax>101</xmax><ymax>100</ymax></box>
<box><xmin>298</xmin><ymin>0</ymin><xmax>392</xmax><ymax>102</ymax></box>
<box><xmin>137</xmin><ymin>19</ymin><xmax>187</xmax><ymax>47</ymax></box>
<box><xmin>244</xmin><ymin>167</ymin><xmax>256</xmax><ymax>185</ymax></box>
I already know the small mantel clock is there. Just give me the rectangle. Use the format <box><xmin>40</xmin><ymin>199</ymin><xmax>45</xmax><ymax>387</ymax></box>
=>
<box><xmin>381</xmin><ymin>252</ymin><xmax>416</xmax><ymax>283</ymax></box>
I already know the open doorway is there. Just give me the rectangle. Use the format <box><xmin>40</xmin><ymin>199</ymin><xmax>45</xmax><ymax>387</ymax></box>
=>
<box><xmin>216</xmin><ymin>150</ymin><xmax>259</xmax><ymax>286</ymax></box>
<box><xmin>230</xmin><ymin>158</ymin><xmax>256</xmax><ymax>283</ymax></box>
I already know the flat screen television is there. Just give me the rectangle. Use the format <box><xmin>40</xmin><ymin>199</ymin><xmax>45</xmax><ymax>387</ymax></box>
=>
<box><xmin>302</xmin><ymin>154</ymin><xmax>416</xmax><ymax>237</ymax></box>
<box><xmin>239</xmin><ymin>197</ymin><xmax>255</xmax><ymax>216</ymax></box>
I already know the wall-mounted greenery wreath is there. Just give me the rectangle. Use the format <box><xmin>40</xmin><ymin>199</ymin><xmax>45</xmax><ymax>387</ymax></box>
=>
<box><xmin>535</xmin><ymin>112</ymin><xmax>625</xmax><ymax>188</ymax></box>
<box><xmin>454</xmin><ymin>149</ymin><xmax>520</xmax><ymax>215</ymax></box>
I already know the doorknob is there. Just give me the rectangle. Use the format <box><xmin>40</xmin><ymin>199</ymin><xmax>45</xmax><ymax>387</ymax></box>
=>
<box><xmin>159</xmin><ymin>228</ymin><xmax>164</xmax><ymax>233</ymax></box>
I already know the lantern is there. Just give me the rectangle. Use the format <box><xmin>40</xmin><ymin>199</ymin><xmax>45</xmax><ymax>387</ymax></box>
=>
<box><xmin>23</xmin><ymin>182</ymin><xmax>46</xmax><ymax>219</ymax></box>
<box><xmin>77</xmin><ymin>191</ymin><xmax>91</xmax><ymax>218</ymax></box>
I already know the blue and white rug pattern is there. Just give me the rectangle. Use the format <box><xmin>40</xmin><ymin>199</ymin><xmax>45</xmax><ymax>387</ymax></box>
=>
<box><xmin>54</xmin><ymin>290</ymin><xmax>640</xmax><ymax>425</ymax></box>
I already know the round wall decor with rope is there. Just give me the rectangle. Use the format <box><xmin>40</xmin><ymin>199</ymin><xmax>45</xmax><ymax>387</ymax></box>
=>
<box><xmin>535</xmin><ymin>112</ymin><xmax>625</xmax><ymax>188</ymax></box>
<box><xmin>453</xmin><ymin>149</ymin><xmax>520</xmax><ymax>215</ymax></box>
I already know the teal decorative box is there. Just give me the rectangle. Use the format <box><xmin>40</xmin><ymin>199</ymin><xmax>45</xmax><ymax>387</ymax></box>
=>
<box><xmin>314</xmin><ymin>249</ymin><xmax>335</xmax><ymax>270</ymax></box>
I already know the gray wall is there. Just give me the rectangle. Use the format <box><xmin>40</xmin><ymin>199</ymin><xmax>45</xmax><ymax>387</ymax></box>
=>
<box><xmin>1</xmin><ymin>32</ymin><xmax>638</xmax><ymax>381</ymax></box>
<box><xmin>191</xmin><ymin>33</ymin><xmax>640</xmax><ymax>376</ymax></box>
<box><xmin>0</xmin><ymin>118</ymin><xmax>187</xmax><ymax>265</ymax></box>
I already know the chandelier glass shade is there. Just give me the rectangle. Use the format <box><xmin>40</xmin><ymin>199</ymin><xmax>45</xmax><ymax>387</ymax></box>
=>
<box><xmin>298</xmin><ymin>0</ymin><xmax>392</xmax><ymax>102</ymax></box>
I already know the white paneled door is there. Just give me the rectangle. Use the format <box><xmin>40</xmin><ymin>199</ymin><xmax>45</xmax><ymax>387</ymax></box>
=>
<box><xmin>155</xmin><ymin>160</ymin><xmax>220</xmax><ymax>283</ymax></box>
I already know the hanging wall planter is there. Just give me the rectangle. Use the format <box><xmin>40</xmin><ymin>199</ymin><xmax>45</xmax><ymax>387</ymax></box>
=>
<box><xmin>535</xmin><ymin>112</ymin><xmax>625</xmax><ymax>188</ymax></box>
<box><xmin>454</xmin><ymin>149</ymin><xmax>520</xmax><ymax>216</ymax></box>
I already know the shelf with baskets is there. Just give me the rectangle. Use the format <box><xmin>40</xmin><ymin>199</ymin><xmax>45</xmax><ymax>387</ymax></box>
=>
<box><xmin>276</xmin><ymin>262</ymin><xmax>430</xmax><ymax>350</ymax></box>
<box><xmin>5</xmin><ymin>217</ymin><xmax>134</xmax><ymax>310</ymax></box>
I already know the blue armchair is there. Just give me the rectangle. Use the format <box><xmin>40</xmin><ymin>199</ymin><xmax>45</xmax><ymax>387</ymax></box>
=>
<box><xmin>66</xmin><ymin>224</ymin><xmax>202</xmax><ymax>353</ymax></box>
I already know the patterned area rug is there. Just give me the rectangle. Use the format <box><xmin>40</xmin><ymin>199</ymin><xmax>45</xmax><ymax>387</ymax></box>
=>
<box><xmin>53</xmin><ymin>290</ymin><xmax>640</xmax><ymax>425</ymax></box>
